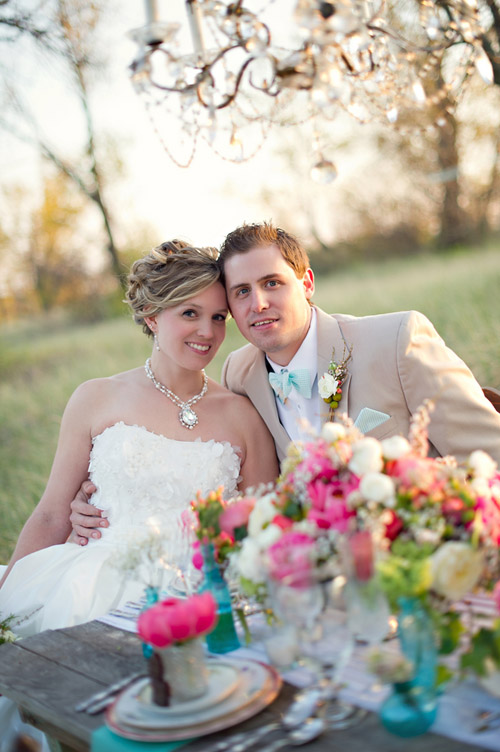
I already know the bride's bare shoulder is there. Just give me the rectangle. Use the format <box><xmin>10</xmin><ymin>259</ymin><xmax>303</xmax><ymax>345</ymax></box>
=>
<box><xmin>68</xmin><ymin>368</ymin><xmax>144</xmax><ymax>405</ymax></box>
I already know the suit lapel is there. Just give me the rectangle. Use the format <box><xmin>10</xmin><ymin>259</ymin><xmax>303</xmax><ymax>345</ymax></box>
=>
<box><xmin>315</xmin><ymin>307</ymin><xmax>352</xmax><ymax>423</ymax></box>
<box><xmin>242</xmin><ymin>350</ymin><xmax>291</xmax><ymax>458</ymax></box>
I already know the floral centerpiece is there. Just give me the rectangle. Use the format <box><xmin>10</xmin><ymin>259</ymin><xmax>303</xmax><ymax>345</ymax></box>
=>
<box><xmin>215</xmin><ymin>402</ymin><xmax>500</xmax><ymax>686</ymax></box>
<box><xmin>137</xmin><ymin>592</ymin><xmax>217</xmax><ymax>703</ymax></box>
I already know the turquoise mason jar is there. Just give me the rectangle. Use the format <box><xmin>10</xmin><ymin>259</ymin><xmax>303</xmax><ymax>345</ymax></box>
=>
<box><xmin>379</xmin><ymin>597</ymin><xmax>438</xmax><ymax>737</ymax></box>
<box><xmin>199</xmin><ymin>543</ymin><xmax>240</xmax><ymax>653</ymax></box>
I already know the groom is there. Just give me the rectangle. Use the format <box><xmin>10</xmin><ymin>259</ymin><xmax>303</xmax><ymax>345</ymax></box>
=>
<box><xmin>69</xmin><ymin>222</ymin><xmax>500</xmax><ymax>543</ymax></box>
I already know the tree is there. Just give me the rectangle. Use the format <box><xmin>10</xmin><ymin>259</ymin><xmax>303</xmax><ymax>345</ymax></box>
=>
<box><xmin>0</xmin><ymin>0</ymin><xmax>126</xmax><ymax>288</ymax></box>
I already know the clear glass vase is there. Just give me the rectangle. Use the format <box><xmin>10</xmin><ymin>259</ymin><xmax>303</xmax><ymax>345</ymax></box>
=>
<box><xmin>199</xmin><ymin>543</ymin><xmax>240</xmax><ymax>653</ymax></box>
<box><xmin>379</xmin><ymin>597</ymin><xmax>438</xmax><ymax>737</ymax></box>
<box><xmin>157</xmin><ymin>637</ymin><xmax>208</xmax><ymax>701</ymax></box>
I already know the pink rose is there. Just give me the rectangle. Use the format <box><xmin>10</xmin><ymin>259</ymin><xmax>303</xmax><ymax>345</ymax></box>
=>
<box><xmin>271</xmin><ymin>514</ymin><xmax>294</xmax><ymax>530</ymax></box>
<box><xmin>219</xmin><ymin>497</ymin><xmax>255</xmax><ymax>539</ymax></box>
<box><xmin>267</xmin><ymin>531</ymin><xmax>315</xmax><ymax>585</ymax></box>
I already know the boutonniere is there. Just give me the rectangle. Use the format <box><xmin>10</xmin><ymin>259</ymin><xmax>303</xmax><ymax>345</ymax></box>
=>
<box><xmin>318</xmin><ymin>339</ymin><xmax>353</xmax><ymax>420</ymax></box>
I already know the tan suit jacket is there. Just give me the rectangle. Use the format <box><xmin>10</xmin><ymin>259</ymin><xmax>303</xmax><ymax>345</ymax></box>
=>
<box><xmin>222</xmin><ymin>307</ymin><xmax>500</xmax><ymax>464</ymax></box>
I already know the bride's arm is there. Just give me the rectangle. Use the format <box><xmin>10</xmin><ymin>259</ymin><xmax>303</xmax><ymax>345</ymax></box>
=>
<box><xmin>0</xmin><ymin>382</ymin><xmax>97</xmax><ymax>588</ymax></box>
<box><xmin>237</xmin><ymin>400</ymin><xmax>279</xmax><ymax>492</ymax></box>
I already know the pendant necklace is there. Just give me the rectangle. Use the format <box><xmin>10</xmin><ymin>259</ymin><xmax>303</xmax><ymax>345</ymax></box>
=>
<box><xmin>144</xmin><ymin>358</ymin><xmax>208</xmax><ymax>430</ymax></box>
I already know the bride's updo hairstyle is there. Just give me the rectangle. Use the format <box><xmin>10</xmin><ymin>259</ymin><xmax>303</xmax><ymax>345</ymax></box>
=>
<box><xmin>126</xmin><ymin>239</ymin><xmax>221</xmax><ymax>337</ymax></box>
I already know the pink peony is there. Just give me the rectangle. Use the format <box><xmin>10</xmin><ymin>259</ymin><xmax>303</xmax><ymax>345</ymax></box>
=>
<box><xmin>306</xmin><ymin>478</ymin><xmax>357</xmax><ymax>532</ymax></box>
<box><xmin>267</xmin><ymin>531</ymin><xmax>316</xmax><ymax>585</ymax></box>
<box><xmin>297</xmin><ymin>440</ymin><xmax>337</xmax><ymax>482</ymax></box>
<box><xmin>219</xmin><ymin>497</ymin><xmax>255</xmax><ymax>538</ymax></box>
<box><xmin>137</xmin><ymin>593</ymin><xmax>217</xmax><ymax>648</ymax></box>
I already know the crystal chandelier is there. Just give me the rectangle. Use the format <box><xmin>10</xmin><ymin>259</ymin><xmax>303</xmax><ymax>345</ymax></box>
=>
<box><xmin>128</xmin><ymin>0</ymin><xmax>493</xmax><ymax>175</ymax></box>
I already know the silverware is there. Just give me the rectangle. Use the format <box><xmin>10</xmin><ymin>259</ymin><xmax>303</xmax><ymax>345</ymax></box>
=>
<box><xmin>74</xmin><ymin>672</ymin><xmax>145</xmax><ymax>713</ymax></box>
<box><xmin>474</xmin><ymin>709</ymin><xmax>500</xmax><ymax>733</ymax></box>
<box><xmin>201</xmin><ymin>721</ymin><xmax>281</xmax><ymax>752</ymax></box>
<box><xmin>259</xmin><ymin>717</ymin><xmax>326</xmax><ymax>752</ymax></box>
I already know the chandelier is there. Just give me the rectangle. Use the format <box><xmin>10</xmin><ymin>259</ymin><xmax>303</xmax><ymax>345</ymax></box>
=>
<box><xmin>128</xmin><ymin>0</ymin><xmax>493</xmax><ymax>175</ymax></box>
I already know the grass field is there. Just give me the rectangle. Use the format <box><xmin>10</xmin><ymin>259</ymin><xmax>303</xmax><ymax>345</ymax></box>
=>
<box><xmin>1</xmin><ymin>243</ymin><xmax>499</xmax><ymax>563</ymax></box>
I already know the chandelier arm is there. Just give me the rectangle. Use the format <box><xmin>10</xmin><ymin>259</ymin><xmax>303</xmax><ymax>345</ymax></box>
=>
<box><xmin>209</xmin><ymin>56</ymin><xmax>260</xmax><ymax>109</ymax></box>
<box><xmin>367</xmin><ymin>22</ymin><xmax>460</xmax><ymax>53</ymax></box>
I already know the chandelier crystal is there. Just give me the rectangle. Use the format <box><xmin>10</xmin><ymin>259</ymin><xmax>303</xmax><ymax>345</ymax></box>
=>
<box><xmin>128</xmin><ymin>0</ymin><xmax>493</xmax><ymax>170</ymax></box>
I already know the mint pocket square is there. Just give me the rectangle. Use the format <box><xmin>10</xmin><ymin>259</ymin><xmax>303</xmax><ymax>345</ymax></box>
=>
<box><xmin>354</xmin><ymin>407</ymin><xmax>390</xmax><ymax>434</ymax></box>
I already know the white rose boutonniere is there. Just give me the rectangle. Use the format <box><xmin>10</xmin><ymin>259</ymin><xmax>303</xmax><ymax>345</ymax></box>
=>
<box><xmin>318</xmin><ymin>373</ymin><xmax>339</xmax><ymax>400</ymax></box>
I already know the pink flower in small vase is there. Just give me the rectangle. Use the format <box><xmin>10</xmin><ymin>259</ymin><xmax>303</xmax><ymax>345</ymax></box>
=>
<box><xmin>267</xmin><ymin>531</ymin><xmax>316</xmax><ymax>585</ymax></box>
<box><xmin>219</xmin><ymin>497</ymin><xmax>255</xmax><ymax>539</ymax></box>
<box><xmin>137</xmin><ymin>593</ymin><xmax>217</xmax><ymax>648</ymax></box>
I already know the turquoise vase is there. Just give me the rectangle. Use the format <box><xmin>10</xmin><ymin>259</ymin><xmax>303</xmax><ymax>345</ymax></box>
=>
<box><xmin>141</xmin><ymin>585</ymin><xmax>160</xmax><ymax>659</ymax></box>
<box><xmin>199</xmin><ymin>543</ymin><xmax>240</xmax><ymax>654</ymax></box>
<box><xmin>379</xmin><ymin>597</ymin><xmax>438</xmax><ymax>737</ymax></box>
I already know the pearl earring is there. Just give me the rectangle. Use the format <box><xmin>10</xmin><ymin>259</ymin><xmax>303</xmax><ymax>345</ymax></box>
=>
<box><xmin>154</xmin><ymin>332</ymin><xmax>160</xmax><ymax>352</ymax></box>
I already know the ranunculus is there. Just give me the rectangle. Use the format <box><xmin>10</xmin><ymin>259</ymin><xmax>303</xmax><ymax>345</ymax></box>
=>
<box><xmin>360</xmin><ymin>472</ymin><xmax>396</xmax><ymax>505</ymax></box>
<box><xmin>348</xmin><ymin>438</ymin><xmax>383</xmax><ymax>476</ymax></box>
<box><xmin>321</xmin><ymin>422</ymin><xmax>346</xmax><ymax>442</ymax></box>
<box><xmin>318</xmin><ymin>373</ymin><xmax>339</xmax><ymax>399</ymax></box>
<box><xmin>383</xmin><ymin>509</ymin><xmax>404</xmax><ymax>541</ymax></box>
<box><xmin>381</xmin><ymin>435</ymin><xmax>411</xmax><ymax>460</ymax></box>
<box><xmin>468</xmin><ymin>450</ymin><xmax>497</xmax><ymax>480</ymax></box>
<box><xmin>430</xmin><ymin>542</ymin><xmax>484</xmax><ymax>601</ymax></box>
<box><xmin>267</xmin><ymin>531</ymin><xmax>316</xmax><ymax>585</ymax></box>
<box><xmin>219</xmin><ymin>497</ymin><xmax>255</xmax><ymax>539</ymax></box>
<box><xmin>137</xmin><ymin>593</ymin><xmax>217</xmax><ymax>648</ymax></box>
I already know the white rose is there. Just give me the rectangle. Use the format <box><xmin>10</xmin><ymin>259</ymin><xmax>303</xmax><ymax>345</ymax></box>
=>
<box><xmin>256</xmin><ymin>523</ymin><xmax>283</xmax><ymax>550</ymax></box>
<box><xmin>468</xmin><ymin>450</ymin><xmax>497</xmax><ymax>480</ymax></box>
<box><xmin>470</xmin><ymin>476</ymin><xmax>490</xmax><ymax>498</ymax></box>
<box><xmin>381</xmin><ymin>435</ymin><xmax>411</xmax><ymax>460</ymax></box>
<box><xmin>414</xmin><ymin>528</ymin><xmax>442</xmax><ymax>546</ymax></box>
<box><xmin>430</xmin><ymin>542</ymin><xmax>484</xmax><ymax>601</ymax></box>
<box><xmin>360</xmin><ymin>472</ymin><xmax>396</xmax><ymax>505</ymax></box>
<box><xmin>348</xmin><ymin>437</ymin><xmax>383</xmax><ymax>476</ymax></box>
<box><xmin>318</xmin><ymin>373</ymin><xmax>339</xmax><ymax>399</ymax></box>
<box><xmin>237</xmin><ymin>538</ymin><xmax>266</xmax><ymax>584</ymax></box>
<box><xmin>248</xmin><ymin>492</ymin><xmax>278</xmax><ymax>537</ymax></box>
<box><xmin>321</xmin><ymin>422</ymin><xmax>346</xmax><ymax>442</ymax></box>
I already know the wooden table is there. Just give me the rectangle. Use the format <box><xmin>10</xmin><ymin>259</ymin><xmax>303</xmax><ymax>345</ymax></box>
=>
<box><xmin>0</xmin><ymin>621</ymin><xmax>485</xmax><ymax>752</ymax></box>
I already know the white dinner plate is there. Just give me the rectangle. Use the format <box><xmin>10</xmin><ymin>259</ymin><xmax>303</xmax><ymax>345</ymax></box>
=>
<box><xmin>106</xmin><ymin>655</ymin><xmax>281</xmax><ymax>741</ymax></box>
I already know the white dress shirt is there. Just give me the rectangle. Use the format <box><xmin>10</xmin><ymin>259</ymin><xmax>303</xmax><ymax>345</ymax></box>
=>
<box><xmin>267</xmin><ymin>308</ymin><xmax>322</xmax><ymax>442</ymax></box>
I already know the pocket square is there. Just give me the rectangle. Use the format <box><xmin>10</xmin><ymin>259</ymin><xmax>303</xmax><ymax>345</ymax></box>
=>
<box><xmin>354</xmin><ymin>407</ymin><xmax>391</xmax><ymax>434</ymax></box>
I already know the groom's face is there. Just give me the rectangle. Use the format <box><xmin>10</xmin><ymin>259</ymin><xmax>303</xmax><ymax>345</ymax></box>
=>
<box><xmin>224</xmin><ymin>244</ymin><xmax>314</xmax><ymax>366</ymax></box>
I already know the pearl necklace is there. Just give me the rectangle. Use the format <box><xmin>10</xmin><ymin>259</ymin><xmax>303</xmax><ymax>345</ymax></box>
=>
<box><xmin>144</xmin><ymin>358</ymin><xmax>208</xmax><ymax>430</ymax></box>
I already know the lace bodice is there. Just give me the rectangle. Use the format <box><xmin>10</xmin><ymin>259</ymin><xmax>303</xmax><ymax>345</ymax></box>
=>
<box><xmin>88</xmin><ymin>422</ymin><xmax>241</xmax><ymax>540</ymax></box>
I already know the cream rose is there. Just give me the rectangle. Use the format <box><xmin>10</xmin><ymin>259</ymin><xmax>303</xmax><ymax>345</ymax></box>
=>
<box><xmin>468</xmin><ymin>450</ymin><xmax>497</xmax><ymax>480</ymax></box>
<box><xmin>360</xmin><ymin>472</ymin><xmax>396</xmax><ymax>505</ymax></box>
<box><xmin>318</xmin><ymin>373</ymin><xmax>339</xmax><ymax>399</ymax></box>
<box><xmin>430</xmin><ymin>542</ymin><xmax>484</xmax><ymax>601</ymax></box>
<box><xmin>237</xmin><ymin>537</ymin><xmax>266</xmax><ymax>584</ymax></box>
<box><xmin>348</xmin><ymin>437</ymin><xmax>383</xmax><ymax>476</ymax></box>
<box><xmin>321</xmin><ymin>422</ymin><xmax>346</xmax><ymax>442</ymax></box>
<box><xmin>381</xmin><ymin>435</ymin><xmax>411</xmax><ymax>460</ymax></box>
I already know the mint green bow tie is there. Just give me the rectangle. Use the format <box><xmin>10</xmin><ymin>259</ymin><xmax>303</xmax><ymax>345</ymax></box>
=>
<box><xmin>268</xmin><ymin>368</ymin><xmax>312</xmax><ymax>403</ymax></box>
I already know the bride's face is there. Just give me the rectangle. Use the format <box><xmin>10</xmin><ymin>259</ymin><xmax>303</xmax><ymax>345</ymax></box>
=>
<box><xmin>155</xmin><ymin>281</ymin><xmax>228</xmax><ymax>369</ymax></box>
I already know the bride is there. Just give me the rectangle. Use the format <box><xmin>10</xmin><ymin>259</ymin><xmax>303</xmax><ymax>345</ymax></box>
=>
<box><xmin>0</xmin><ymin>239</ymin><xmax>278</xmax><ymax>638</ymax></box>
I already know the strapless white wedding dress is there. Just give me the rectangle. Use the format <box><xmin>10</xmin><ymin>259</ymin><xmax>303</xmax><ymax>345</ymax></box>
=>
<box><xmin>0</xmin><ymin>422</ymin><xmax>241</xmax><ymax>638</ymax></box>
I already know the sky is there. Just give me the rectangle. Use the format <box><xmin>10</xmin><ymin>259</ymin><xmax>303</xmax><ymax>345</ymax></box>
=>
<box><xmin>0</xmin><ymin>0</ymin><xmax>351</xmax><ymax>252</ymax></box>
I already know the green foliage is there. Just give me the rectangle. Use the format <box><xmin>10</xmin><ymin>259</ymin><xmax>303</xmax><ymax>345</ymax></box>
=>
<box><xmin>460</xmin><ymin>619</ymin><xmax>500</xmax><ymax>676</ymax></box>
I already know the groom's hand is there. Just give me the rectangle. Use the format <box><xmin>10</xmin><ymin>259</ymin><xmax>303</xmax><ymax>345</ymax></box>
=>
<box><xmin>69</xmin><ymin>480</ymin><xmax>109</xmax><ymax>546</ymax></box>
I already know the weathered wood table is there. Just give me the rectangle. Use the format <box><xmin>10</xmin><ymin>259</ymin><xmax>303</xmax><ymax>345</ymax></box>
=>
<box><xmin>0</xmin><ymin>621</ymin><xmax>486</xmax><ymax>752</ymax></box>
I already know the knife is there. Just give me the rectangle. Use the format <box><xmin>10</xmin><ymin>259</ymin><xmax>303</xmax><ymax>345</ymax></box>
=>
<box><xmin>74</xmin><ymin>672</ymin><xmax>145</xmax><ymax>712</ymax></box>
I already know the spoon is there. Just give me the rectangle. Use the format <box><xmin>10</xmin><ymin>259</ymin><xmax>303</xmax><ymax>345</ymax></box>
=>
<box><xmin>281</xmin><ymin>687</ymin><xmax>324</xmax><ymax>728</ymax></box>
<box><xmin>259</xmin><ymin>717</ymin><xmax>326</xmax><ymax>752</ymax></box>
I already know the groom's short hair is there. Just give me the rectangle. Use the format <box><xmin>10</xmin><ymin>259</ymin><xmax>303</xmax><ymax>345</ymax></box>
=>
<box><xmin>219</xmin><ymin>222</ymin><xmax>310</xmax><ymax>278</ymax></box>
